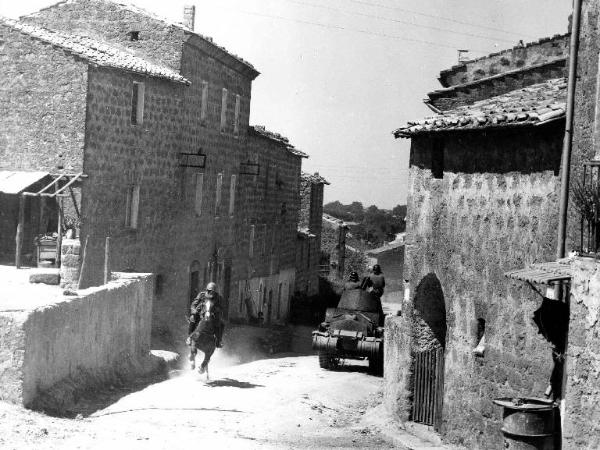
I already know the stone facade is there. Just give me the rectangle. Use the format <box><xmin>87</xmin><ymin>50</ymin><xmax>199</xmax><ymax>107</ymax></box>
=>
<box><xmin>563</xmin><ymin>2</ymin><xmax>600</xmax><ymax>446</ymax></box>
<box><xmin>393</xmin><ymin>124</ymin><xmax>564</xmax><ymax>448</ymax></box>
<box><xmin>295</xmin><ymin>173</ymin><xmax>327</xmax><ymax>296</ymax></box>
<box><xmin>0</xmin><ymin>1</ymin><xmax>321</xmax><ymax>344</ymax></box>
<box><xmin>564</xmin><ymin>257</ymin><xmax>600</xmax><ymax>449</ymax></box>
<box><xmin>430</xmin><ymin>34</ymin><xmax>568</xmax><ymax>111</ymax></box>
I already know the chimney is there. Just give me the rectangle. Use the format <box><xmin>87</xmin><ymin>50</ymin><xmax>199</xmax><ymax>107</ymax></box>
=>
<box><xmin>183</xmin><ymin>5</ymin><xmax>196</xmax><ymax>31</ymax></box>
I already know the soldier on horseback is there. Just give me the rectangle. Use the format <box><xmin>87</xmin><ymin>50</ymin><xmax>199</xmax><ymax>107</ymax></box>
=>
<box><xmin>187</xmin><ymin>281</ymin><xmax>225</xmax><ymax>348</ymax></box>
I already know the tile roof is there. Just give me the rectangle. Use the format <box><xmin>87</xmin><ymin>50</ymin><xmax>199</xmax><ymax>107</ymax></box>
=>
<box><xmin>26</xmin><ymin>0</ymin><xmax>257</xmax><ymax>76</ymax></box>
<box><xmin>394</xmin><ymin>77</ymin><xmax>567</xmax><ymax>138</ymax></box>
<box><xmin>250</xmin><ymin>125</ymin><xmax>309</xmax><ymax>158</ymax></box>
<box><xmin>302</xmin><ymin>172</ymin><xmax>330</xmax><ymax>185</ymax></box>
<box><xmin>0</xmin><ymin>16</ymin><xmax>190</xmax><ymax>84</ymax></box>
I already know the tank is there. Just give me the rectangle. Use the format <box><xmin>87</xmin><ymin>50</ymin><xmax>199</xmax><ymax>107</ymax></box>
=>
<box><xmin>312</xmin><ymin>289</ymin><xmax>384</xmax><ymax>375</ymax></box>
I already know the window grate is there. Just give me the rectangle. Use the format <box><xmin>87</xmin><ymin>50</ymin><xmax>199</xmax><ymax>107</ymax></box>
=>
<box><xmin>575</xmin><ymin>161</ymin><xmax>600</xmax><ymax>254</ymax></box>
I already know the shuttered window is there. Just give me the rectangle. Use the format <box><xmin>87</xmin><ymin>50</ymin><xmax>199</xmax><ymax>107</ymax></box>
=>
<box><xmin>200</xmin><ymin>81</ymin><xmax>208</xmax><ymax>125</ymax></box>
<box><xmin>229</xmin><ymin>174</ymin><xmax>237</xmax><ymax>216</ymax></box>
<box><xmin>220</xmin><ymin>88</ymin><xmax>228</xmax><ymax>132</ymax></box>
<box><xmin>249</xmin><ymin>225</ymin><xmax>255</xmax><ymax>257</ymax></box>
<box><xmin>131</xmin><ymin>82</ymin><xmax>145</xmax><ymax>125</ymax></box>
<box><xmin>234</xmin><ymin>94</ymin><xmax>241</xmax><ymax>136</ymax></box>
<box><xmin>194</xmin><ymin>172</ymin><xmax>204</xmax><ymax>215</ymax></box>
<box><xmin>215</xmin><ymin>172</ymin><xmax>223</xmax><ymax>215</ymax></box>
<box><xmin>125</xmin><ymin>184</ymin><xmax>140</xmax><ymax>229</ymax></box>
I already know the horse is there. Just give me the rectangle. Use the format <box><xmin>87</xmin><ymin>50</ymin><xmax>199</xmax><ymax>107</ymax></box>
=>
<box><xmin>188</xmin><ymin>297</ymin><xmax>217</xmax><ymax>379</ymax></box>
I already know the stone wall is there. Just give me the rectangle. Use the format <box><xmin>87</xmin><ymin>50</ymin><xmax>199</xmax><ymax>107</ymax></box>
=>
<box><xmin>21</xmin><ymin>0</ymin><xmax>186</xmax><ymax>71</ymax></box>
<box><xmin>0</xmin><ymin>273</ymin><xmax>154</xmax><ymax>408</ymax></box>
<box><xmin>438</xmin><ymin>34</ymin><xmax>569</xmax><ymax>88</ymax></box>
<box><xmin>564</xmin><ymin>257</ymin><xmax>600</xmax><ymax>449</ymax></box>
<box><xmin>0</xmin><ymin>22</ymin><xmax>87</xmax><ymax>172</ymax></box>
<box><xmin>391</xmin><ymin>124</ymin><xmax>564</xmax><ymax>448</ymax></box>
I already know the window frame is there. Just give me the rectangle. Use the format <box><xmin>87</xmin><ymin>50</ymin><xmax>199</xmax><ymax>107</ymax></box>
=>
<box><xmin>200</xmin><ymin>80</ymin><xmax>209</xmax><ymax>126</ymax></box>
<box><xmin>131</xmin><ymin>81</ymin><xmax>145</xmax><ymax>126</ymax></box>
<box><xmin>125</xmin><ymin>184</ymin><xmax>140</xmax><ymax>229</ymax></box>
<box><xmin>220</xmin><ymin>88</ymin><xmax>228</xmax><ymax>133</ymax></box>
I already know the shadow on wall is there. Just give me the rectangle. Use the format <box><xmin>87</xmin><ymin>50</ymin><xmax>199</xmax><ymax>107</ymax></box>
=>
<box><xmin>413</xmin><ymin>273</ymin><xmax>447</xmax><ymax>349</ymax></box>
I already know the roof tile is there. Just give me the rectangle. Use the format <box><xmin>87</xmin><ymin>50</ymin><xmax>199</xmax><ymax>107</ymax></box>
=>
<box><xmin>394</xmin><ymin>78</ymin><xmax>567</xmax><ymax>138</ymax></box>
<box><xmin>0</xmin><ymin>16</ymin><xmax>190</xmax><ymax>84</ymax></box>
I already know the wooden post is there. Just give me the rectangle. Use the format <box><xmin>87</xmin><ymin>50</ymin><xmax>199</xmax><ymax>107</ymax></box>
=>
<box><xmin>77</xmin><ymin>235</ymin><xmax>89</xmax><ymax>289</ymax></box>
<box><xmin>56</xmin><ymin>197</ymin><xmax>63</xmax><ymax>267</ymax></box>
<box><xmin>15</xmin><ymin>194</ymin><xmax>25</xmax><ymax>268</ymax></box>
<box><xmin>104</xmin><ymin>237</ymin><xmax>111</xmax><ymax>284</ymax></box>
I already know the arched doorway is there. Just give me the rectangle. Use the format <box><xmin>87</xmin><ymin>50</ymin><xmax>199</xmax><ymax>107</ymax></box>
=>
<box><xmin>411</xmin><ymin>273</ymin><xmax>446</xmax><ymax>430</ymax></box>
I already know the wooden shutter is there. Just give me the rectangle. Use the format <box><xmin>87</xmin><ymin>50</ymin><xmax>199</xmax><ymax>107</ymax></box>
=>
<box><xmin>220</xmin><ymin>88</ymin><xmax>228</xmax><ymax>132</ymax></box>
<box><xmin>194</xmin><ymin>172</ymin><xmax>204</xmax><ymax>215</ymax></box>
<box><xmin>229</xmin><ymin>174</ymin><xmax>236</xmax><ymax>216</ymax></box>
<box><xmin>200</xmin><ymin>81</ymin><xmax>208</xmax><ymax>124</ymax></box>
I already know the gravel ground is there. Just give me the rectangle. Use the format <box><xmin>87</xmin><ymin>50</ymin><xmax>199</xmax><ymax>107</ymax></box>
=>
<box><xmin>1</xmin><ymin>354</ymin><xmax>397</xmax><ymax>449</ymax></box>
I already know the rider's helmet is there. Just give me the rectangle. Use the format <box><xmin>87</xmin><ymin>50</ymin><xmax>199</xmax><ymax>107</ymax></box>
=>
<box><xmin>373</xmin><ymin>264</ymin><xmax>381</xmax><ymax>274</ymax></box>
<box><xmin>206</xmin><ymin>282</ymin><xmax>217</xmax><ymax>292</ymax></box>
<box><xmin>348</xmin><ymin>271</ymin><xmax>359</xmax><ymax>282</ymax></box>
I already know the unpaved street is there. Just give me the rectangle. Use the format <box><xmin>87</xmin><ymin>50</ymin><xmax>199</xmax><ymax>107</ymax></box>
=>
<box><xmin>1</xmin><ymin>354</ymin><xmax>395</xmax><ymax>449</ymax></box>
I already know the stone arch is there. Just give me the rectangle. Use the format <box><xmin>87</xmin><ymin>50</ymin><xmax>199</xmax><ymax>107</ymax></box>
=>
<box><xmin>413</xmin><ymin>273</ymin><xmax>447</xmax><ymax>350</ymax></box>
<box><xmin>410</xmin><ymin>273</ymin><xmax>447</xmax><ymax>429</ymax></box>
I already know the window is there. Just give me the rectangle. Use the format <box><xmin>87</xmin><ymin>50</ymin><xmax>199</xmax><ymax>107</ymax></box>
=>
<box><xmin>234</xmin><ymin>94</ymin><xmax>241</xmax><ymax>136</ymax></box>
<box><xmin>215</xmin><ymin>173</ymin><xmax>223</xmax><ymax>215</ymax></box>
<box><xmin>432</xmin><ymin>138</ymin><xmax>444</xmax><ymax>179</ymax></box>
<box><xmin>249</xmin><ymin>225</ymin><xmax>255</xmax><ymax>257</ymax></box>
<box><xmin>200</xmin><ymin>81</ymin><xmax>208</xmax><ymax>125</ymax></box>
<box><xmin>131</xmin><ymin>82</ymin><xmax>145</xmax><ymax>125</ymax></box>
<box><xmin>262</xmin><ymin>224</ymin><xmax>268</xmax><ymax>255</ymax></box>
<box><xmin>229</xmin><ymin>174</ymin><xmax>237</xmax><ymax>216</ymax></box>
<box><xmin>128</xmin><ymin>31</ymin><xmax>140</xmax><ymax>41</ymax></box>
<box><xmin>194</xmin><ymin>172</ymin><xmax>204</xmax><ymax>215</ymax></box>
<box><xmin>220</xmin><ymin>88</ymin><xmax>228</xmax><ymax>132</ymax></box>
<box><xmin>125</xmin><ymin>184</ymin><xmax>140</xmax><ymax>229</ymax></box>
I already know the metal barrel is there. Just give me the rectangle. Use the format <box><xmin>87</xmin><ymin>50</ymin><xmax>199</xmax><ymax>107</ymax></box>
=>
<box><xmin>493</xmin><ymin>397</ymin><xmax>558</xmax><ymax>450</ymax></box>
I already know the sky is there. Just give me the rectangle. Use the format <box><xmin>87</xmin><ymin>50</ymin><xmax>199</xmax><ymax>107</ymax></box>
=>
<box><xmin>0</xmin><ymin>0</ymin><xmax>572</xmax><ymax>208</ymax></box>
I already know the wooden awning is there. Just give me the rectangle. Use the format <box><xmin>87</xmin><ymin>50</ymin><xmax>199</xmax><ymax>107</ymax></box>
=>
<box><xmin>0</xmin><ymin>171</ymin><xmax>49</xmax><ymax>194</ymax></box>
<box><xmin>505</xmin><ymin>261</ymin><xmax>571</xmax><ymax>285</ymax></box>
<box><xmin>22</xmin><ymin>173</ymin><xmax>85</xmax><ymax>198</ymax></box>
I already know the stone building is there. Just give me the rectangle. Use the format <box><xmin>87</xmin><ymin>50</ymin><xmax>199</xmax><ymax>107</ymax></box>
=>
<box><xmin>385</xmin><ymin>34</ymin><xmax>569</xmax><ymax>448</ymax></box>
<box><xmin>0</xmin><ymin>0</ymin><xmax>323</xmax><ymax>342</ymax></box>
<box><xmin>365</xmin><ymin>236</ymin><xmax>404</xmax><ymax>303</ymax></box>
<box><xmin>296</xmin><ymin>172</ymin><xmax>329</xmax><ymax>296</ymax></box>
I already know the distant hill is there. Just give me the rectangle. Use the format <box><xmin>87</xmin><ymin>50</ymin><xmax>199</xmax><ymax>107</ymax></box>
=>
<box><xmin>323</xmin><ymin>201</ymin><xmax>406</xmax><ymax>248</ymax></box>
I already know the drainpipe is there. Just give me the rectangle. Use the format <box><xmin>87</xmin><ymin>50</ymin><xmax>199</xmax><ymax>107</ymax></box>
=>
<box><xmin>556</xmin><ymin>0</ymin><xmax>582</xmax><ymax>444</ymax></box>
<box><xmin>557</xmin><ymin>0</ymin><xmax>582</xmax><ymax>260</ymax></box>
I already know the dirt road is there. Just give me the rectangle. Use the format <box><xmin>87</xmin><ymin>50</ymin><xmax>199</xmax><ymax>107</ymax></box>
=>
<box><xmin>1</xmin><ymin>353</ymin><xmax>395</xmax><ymax>449</ymax></box>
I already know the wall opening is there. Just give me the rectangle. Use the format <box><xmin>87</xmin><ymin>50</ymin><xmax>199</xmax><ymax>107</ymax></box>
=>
<box><xmin>411</xmin><ymin>273</ymin><xmax>447</xmax><ymax>430</ymax></box>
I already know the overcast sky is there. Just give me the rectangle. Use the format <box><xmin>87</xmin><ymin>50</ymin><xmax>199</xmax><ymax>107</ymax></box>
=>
<box><xmin>1</xmin><ymin>0</ymin><xmax>571</xmax><ymax>208</ymax></box>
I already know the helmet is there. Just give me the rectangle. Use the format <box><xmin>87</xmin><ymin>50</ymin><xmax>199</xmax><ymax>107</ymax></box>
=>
<box><xmin>373</xmin><ymin>264</ymin><xmax>381</xmax><ymax>274</ymax></box>
<box><xmin>349</xmin><ymin>272</ymin><xmax>359</xmax><ymax>282</ymax></box>
<box><xmin>206</xmin><ymin>282</ymin><xmax>217</xmax><ymax>291</ymax></box>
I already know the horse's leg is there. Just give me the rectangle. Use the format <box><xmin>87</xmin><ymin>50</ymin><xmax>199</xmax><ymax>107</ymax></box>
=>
<box><xmin>200</xmin><ymin>346</ymin><xmax>215</xmax><ymax>379</ymax></box>
<box><xmin>189</xmin><ymin>344</ymin><xmax>197</xmax><ymax>370</ymax></box>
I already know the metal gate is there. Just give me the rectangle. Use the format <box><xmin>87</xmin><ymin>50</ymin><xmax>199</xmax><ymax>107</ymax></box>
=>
<box><xmin>412</xmin><ymin>347</ymin><xmax>444</xmax><ymax>429</ymax></box>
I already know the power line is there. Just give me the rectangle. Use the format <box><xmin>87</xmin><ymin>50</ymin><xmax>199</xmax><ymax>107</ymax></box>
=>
<box><xmin>218</xmin><ymin>6</ymin><xmax>493</xmax><ymax>53</ymax></box>
<box><xmin>284</xmin><ymin>0</ymin><xmax>517</xmax><ymax>44</ymax></box>
<box><xmin>346</xmin><ymin>0</ymin><xmax>540</xmax><ymax>40</ymax></box>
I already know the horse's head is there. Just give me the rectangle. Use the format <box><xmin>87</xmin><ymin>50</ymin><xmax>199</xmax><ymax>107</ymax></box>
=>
<box><xmin>203</xmin><ymin>298</ymin><xmax>215</xmax><ymax>321</ymax></box>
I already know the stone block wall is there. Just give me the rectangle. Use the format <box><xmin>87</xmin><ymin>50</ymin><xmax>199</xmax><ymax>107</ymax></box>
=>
<box><xmin>392</xmin><ymin>124</ymin><xmax>564</xmax><ymax>448</ymax></box>
<box><xmin>0</xmin><ymin>22</ymin><xmax>87</xmax><ymax>172</ymax></box>
<box><xmin>21</xmin><ymin>0</ymin><xmax>186</xmax><ymax>71</ymax></box>
<box><xmin>0</xmin><ymin>273</ymin><xmax>153</xmax><ymax>408</ymax></box>
<box><xmin>438</xmin><ymin>34</ymin><xmax>569</xmax><ymax>88</ymax></box>
<box><xmin>564</xmin><ymin>257</ymin><xmax>600</xmax><ymax>449</ymax></box>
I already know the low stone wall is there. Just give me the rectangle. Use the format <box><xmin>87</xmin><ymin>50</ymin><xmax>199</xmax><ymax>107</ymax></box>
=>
<box><xmin>0</xmin><ymin>272</ymin><xmax>154</xmax><ymax>409</ymax></box>
<box><xmin>564</xmin><ymin>257</ymin><xmax>600</xmax><ymax>449</ymax></box>
<box><xmin>383</xmin><ymin>315</ymin><xmax>412</xmax><ymax>422</ymax></box>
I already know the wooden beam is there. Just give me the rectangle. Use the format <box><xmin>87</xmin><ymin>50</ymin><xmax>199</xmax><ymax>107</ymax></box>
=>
<box><xmin>68</xmin><ymin>185</ymin><xmax>81</xmax><ymax>218</ymax></box>
<box><xmin>15</xmin><ymin>194</ymin><xmax>25</xmax><ymax>268</ymax></box>
<box><xmin>54</xmin><ymin>172</ymin><xmax>83</xmax><ymax>195</ymax></box>
<box><xmin>56</xmin><ymin>197</ymin><xmax>63</xmax><ymax>267</ymax></box>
